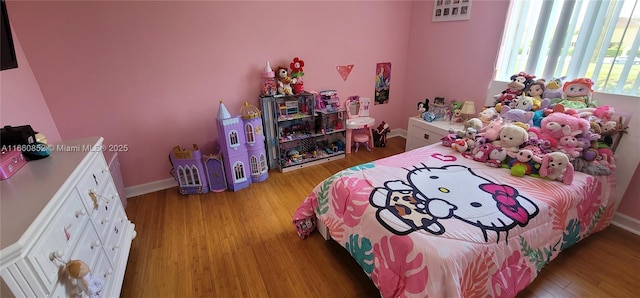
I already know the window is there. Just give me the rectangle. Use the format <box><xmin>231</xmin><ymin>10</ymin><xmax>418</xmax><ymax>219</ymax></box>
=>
<box><xmin>495</xmin><ymin>0</ymin><xmax>640</xmax><ymax>96</ymax></box>
<box><xmin>245</xmin><ymin>123</ymin><xmax>255</xmax><ymax>144</ymax></box>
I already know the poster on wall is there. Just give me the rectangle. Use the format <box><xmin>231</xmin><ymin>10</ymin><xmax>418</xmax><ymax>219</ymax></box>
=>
<box><xmin>433</xmin><ymin>0</ymin><xmax>472</xmax><ymax>22</ymax></box>
<box><xmin>374</xmin><ymin>62</ymin><xmax>391</xmax><ymax>105</ymax></box>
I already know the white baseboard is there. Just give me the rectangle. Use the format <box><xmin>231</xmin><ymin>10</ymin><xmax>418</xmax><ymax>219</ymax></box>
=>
<box><xmin>389</xmin><ymin>128</ymin><xmax>407</xmax><ymax>139</ymax></box>
<box><xmin>125</xmin><ymin>178</ymin><xmax>177</xmax><ymax>198</ymax></box>
<box><xmin>611</xmin><ymin>213</ymin><xmax>640</xmax><ymax>236</ymax></box>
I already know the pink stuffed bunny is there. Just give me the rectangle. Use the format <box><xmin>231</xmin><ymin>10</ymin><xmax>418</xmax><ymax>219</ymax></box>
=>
<box><xmin>539</xmin><ymin>152</ymin><xmax>574</xmax><ymax>184</ymax></box>
<box><xmin>479</xmin><ymin>118</ymin><xmax>504</xmax><ymax>144</ymax></box>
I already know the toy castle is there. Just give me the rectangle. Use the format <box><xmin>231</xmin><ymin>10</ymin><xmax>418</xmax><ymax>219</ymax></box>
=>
<box><xmin>216</xmin><ymin>101</ymin><xmax>269</xmax><ymax>191</ymax></box>
<box><xmin>170</xmin><ymin>101</ymin><xmax>268</xmax><ymax>194</ymax></box>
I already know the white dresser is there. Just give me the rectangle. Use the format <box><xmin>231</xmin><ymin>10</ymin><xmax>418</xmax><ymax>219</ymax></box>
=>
<box><xmin>0</xmin><ymin>137</ymin><xmax>135</xmax><ymax>297</ymax></box>
<box><xmin>405</xmin><ymin>117</ymin><xmax>465</xmax><ymax>151</ymax></box>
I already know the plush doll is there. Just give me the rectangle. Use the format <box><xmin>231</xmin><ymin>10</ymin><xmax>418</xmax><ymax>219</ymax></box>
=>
<box><xmin>478</xmin><ymin>107</ymin><xmax>499</xmax><ymax>125</ymax></box>
<box><xmin>479</xmin><ymin>118</ymin><xmax>505</xmax><ymax>144</ymax></box>
<box><xmin>499</xmin><ymin>124</ymin><xmax>529</xmax><ymax>153</ymax></box>
<box><xmin>540</xmin><ymin>152</ymin><xmax>574</xmax><ymax>184</ymax></box>
<box><xmin>528</xmin><ymin>126</ymin><xmax>558</xmax><ymax>149</ymax></box>
<box><xmin>557</xmin><ymin>131</ymin><xmax>583</xmax><ymax>159</ymax></box>
<box><xmin>525</xmin><ymin>79</ymin><xmax>548</xmax><ymax>110</ymax></box>
<box><xmin>463</xmin><ymin>142</ymin><xmax>505</xmax><ymax>167</ymax></box>
<box><xmin>500</xmin><ymin>106</ymin><xmax>534</xmax><ymax>128</ymax></box>
<box><xmin>417</xmin><ymin>98</ymin><xmax>429</xmax><ymax>117</ymax></box>
<box><xmin>506</xmin><ymin>148</ymin><xmax>543</xmax><ymax>177</ymax></box>
<box><xmin>596</xmin><ymin>148</ymin><xmax>616</xmax><ymax>170</ymax></box>
<box><xmin>65</xmin><ymin>259</ymin><xmax>104</xmax><ymax>298</ymax></box>
<box><xmin>494</xmin><ymin>72</ymin><xmax>536</xmax><ymax>110</ymax></box>
<box><xmin>464</xmin><ymin>118</ymin><xmax>484</xmax><ymax>132</ymax></box>
<box><xmin>575</xmin><ymin>105</ymin><xmax>614</xmax><ymax>122</ymax></box>
<box><xmin>559</xmin><ymin>78</ymin><xmax>595</xmax><ymax>109</ymax></box>
<box><xmin>275</xmin><ymin>66</ymin><xmax>293</xmax><ymax>95</ymax></box>
<box><xmin>451</xmin><ymin>139</ymin><xmax>469</xmax><ymax>153</ymax></box>
<box><xmin>513</xmin><ymin>96</ymin><xmax>534</xmax><ymax>111</ymax></box>
<box><xmin>542</xmin><ymin>76</ymin><xmax>565</xmax><ymax>100</ymax></box>
<box><xmin>540</xmin><ymin>112</ymin><xmax>590</xmax><ymax>142</ymax></box>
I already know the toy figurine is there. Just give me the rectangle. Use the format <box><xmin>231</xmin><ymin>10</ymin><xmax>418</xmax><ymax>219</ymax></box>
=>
<box><xmin>417</xmin><ymin>98</ymin><xmax>429</xmax><ymax>117</ymax></box>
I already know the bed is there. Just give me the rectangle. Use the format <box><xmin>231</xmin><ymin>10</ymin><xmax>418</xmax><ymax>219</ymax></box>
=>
<box><xmin>292</xmin><ymin>142</ymin><xmax>617</xmax><ymax>297</ymax></box>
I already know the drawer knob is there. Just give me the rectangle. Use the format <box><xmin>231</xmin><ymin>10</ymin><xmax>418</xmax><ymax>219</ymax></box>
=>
<box><xmin>103</xmin><ymin>268</ymin><xmax>113</xmax><ymax>278</ymax></box>
<box><xmin>75</xmin><ymin>209</ymin><xmax>86</xmax><ymax>217</ymax></box>
<box><xmin>90</xmin><ymin>241</ymin><xmax>101</xmax><ymax>250</ymax></box>
<box><xmin>49</xmin><ymin>250</ymin><xmax>64</xmax><ymax>261</ymax></box>
<box><xmin>423</xmin><ymin>133</ymin><xmax>429</xmax><ymax>140</ymax></box>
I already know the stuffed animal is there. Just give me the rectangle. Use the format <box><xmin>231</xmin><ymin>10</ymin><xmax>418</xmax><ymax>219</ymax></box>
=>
<box><xmin>513</xmin><ymin>96</ymin><xmax>534</xmax><ymax>111</ymax></box>
<box><xmin>494</xmin><ymin>72</ymin><xmax>536</xmax><ymax>109</ymax></box>
<box><xmin>478</xmin><ymin>107</ymin><xmax>499</xmax><ymax>125</ymax></box>
<box><xmin>540</xmin><ymin>112</ymin><xmax>590</xmax><ymax>142</ymax></box>
<box><xmin>65</xmin><ymin>259</ymin><xmax>104</xmax><ymax>298</ymax></box>
<box><xmin>479</xmin><ymin>118</ymin><xmax>505</xmax><ymax>144</ymax></box>
<box><xmin>557</xmin><ymin>131</ymin><xmax>583</xmax><ymax>159</ymax></box>
<box><xmin>559</xmin><ymin>78</ymin><xmax>595</xmax><ymax>109</ymax></box>
<box><xmin>506</xmin><ymin>149</ymin><xmax>543</xmax><ymax>177</ymax></box>
<box><xmin>451</xmin><ymin>139</ymin><xmax>469</xmax><ymax>153</ymax></box>
<box><xmin>417</xmin><ymin>98</ymin><xmax>429</xmax><ymax>117</ymax></box>
<box><xmin>539</xmin><ymin>152</ymin><xmax>574</xmax><ymax>184</ymax></box>
<box><xmin>525</xmin><ymin>79</ymin><xmax>548</xmax><ymax>110</ymax></box>
<box><xmin>500</xmin><ymin>106</ymin><xmax>534</xmax><ymax>128</ymax></box>
<box><xmin>499</xmin><ymin>124</ymin><xmax>529</xmax><ymax>153</ymax></box>
<box><xmin>542</xmin><ymin>76</ymin><xmax>565</xmax><ymax>100</ymax></box>
<box><xmin>597</xmin><ymin>148</ymin><xmax>616</xmax><ymax>170</ymax></box>
<box><xmin>528</xmin><ymin>126</ymin><xmax>558</xmax><ymax>149</ymax></box>
<box><xmin>275</xmin><ymin>66</ymin><xmax>293</xmax><ymax>95</ymax></box>
<box><xmin>575</xmin><ymin>105</ymin><xmax>614</xmax><ymax>122</ymax></box>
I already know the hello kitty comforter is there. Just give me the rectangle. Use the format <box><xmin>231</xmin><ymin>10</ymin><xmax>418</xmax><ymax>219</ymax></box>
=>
<box><xmin>292</xmin><ymin>143</ymin><xmax>617</xmax><ymax>298</ymax></box>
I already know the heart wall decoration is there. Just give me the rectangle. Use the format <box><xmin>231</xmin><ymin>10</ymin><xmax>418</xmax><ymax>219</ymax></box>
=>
<box><xmin>336</xmin><ymin>64</ymin><xmax>354</xmax><ymax>81</ymax></box>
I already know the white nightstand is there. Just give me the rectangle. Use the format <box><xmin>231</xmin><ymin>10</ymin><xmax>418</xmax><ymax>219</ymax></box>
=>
<box><xmin>405</xmin><ymin>117</ymin><xmax>465</xmax><ymax>151</ymax></box>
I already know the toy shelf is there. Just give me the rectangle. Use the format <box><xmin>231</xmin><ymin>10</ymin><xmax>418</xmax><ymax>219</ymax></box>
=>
<box><xmin>260</xmin><ymin>92</ymin><xmax>346</xmax><ymax>172</ymax></box>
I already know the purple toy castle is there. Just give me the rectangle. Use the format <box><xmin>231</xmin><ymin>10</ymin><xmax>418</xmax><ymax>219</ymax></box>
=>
<box><xmin>170</xmin><ymin>144</ymin><xmax>209</xmax><ymax>195</ymax></box>
<box><xmin>216</xmin><ymin>101</ymin><xmax>269</xmax><ymax>191</ymax></box>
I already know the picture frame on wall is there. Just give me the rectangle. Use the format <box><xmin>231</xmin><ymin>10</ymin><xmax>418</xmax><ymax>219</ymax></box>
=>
<box><xmin>433</xmin><ymin>0</ymin><xmax>472</xmax><ymax>22</ymax></box>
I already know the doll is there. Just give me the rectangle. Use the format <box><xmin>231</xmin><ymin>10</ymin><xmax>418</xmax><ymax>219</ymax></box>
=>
<box><xmin>525</xmin><ymin>79</ymin><xmax>548</xmax><ymax>110</ymax></box>
<box><xmin>559</xmin><ymin>78</ymin><xmax>595</xmax><ymax>109</ymax></box>
<box><xmin>493</xmin><ymin>72</ymin><xmax>536</xmax><ymax>110</ymax></box>
<box><xmin>275</xmin><ymin>66</ymin><xmax>293</xmax><ymax>95</ymax></box>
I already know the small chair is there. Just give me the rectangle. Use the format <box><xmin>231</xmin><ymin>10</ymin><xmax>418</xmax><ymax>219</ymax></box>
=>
<box><xmin>345</xmin><ymin>96</ymin><xmax>375</xmax><ymax>154</ymax></box>
<box><xmin>353</xmin><ymin>133</ymin><xmax>370</xmax><ymax>152</ymax></box>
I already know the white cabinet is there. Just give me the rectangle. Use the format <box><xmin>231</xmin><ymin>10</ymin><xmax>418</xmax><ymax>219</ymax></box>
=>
<box><xmin>405</xmin><ymin>117</ymin><xmax>465</xmax><ymax>151</ymax></box>
<box><xmin>0</xmin><ymin>137</ymin><xmax>135</xmax><ymax>298</ymax></box>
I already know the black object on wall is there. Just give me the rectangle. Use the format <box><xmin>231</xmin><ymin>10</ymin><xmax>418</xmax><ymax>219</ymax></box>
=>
<box><xmin>1</xmin><ymin>0</ymin><xmax>18</xmax><ymax>71</ymax></box>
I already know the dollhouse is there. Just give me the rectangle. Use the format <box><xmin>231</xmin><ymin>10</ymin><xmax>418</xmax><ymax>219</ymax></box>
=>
<box><xmin>216</xmin><ymin>101</ymin><xmax>269</xmax><ymax>191</ymax></box>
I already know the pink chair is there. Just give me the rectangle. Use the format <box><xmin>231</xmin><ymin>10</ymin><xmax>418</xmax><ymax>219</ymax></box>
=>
<box><xmin>345</xmin><ymin>96</ymin><xmax>375</xmax><ymax>154</ymax></box>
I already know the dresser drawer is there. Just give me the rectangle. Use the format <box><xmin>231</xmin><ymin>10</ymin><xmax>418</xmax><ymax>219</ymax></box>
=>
<box><xmin>91</xmin><ymin>183</ymin><xmax>121</xmax><ymax>241</ymax></box>
<box><xmin>76</xmin><ymin>156</ymin><xmax>111</xmax><ymax>215</ymax></box>
<box><xmin>405</xmin><ymin>117</ymin><xmax>464</xmax><ymax>151</ymax></box>
<box><xmin>103</xmin><ymin>206</ymin><xmax>129</xmax><ymax>265</ymax></box>
<box><xmin>27</xmin><ymin>191</ymin><xmax>89</xmax><ymax>291</ymax></box>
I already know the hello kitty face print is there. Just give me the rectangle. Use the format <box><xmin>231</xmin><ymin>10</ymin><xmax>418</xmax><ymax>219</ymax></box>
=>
<box><xmin>369</xmin><ymin>164</ymin><xmax>539</xmax><ymax>242</ymax></box>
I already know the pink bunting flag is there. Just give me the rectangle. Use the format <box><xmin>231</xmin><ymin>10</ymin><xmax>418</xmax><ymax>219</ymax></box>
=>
<box><xmin>336</xmin><ymin>64</ymin><xmax>354</xmax><ymax>81</ymax></box>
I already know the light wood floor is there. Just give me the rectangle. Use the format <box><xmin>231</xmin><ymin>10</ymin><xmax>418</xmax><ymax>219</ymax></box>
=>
<box><xmin>121</xmin><ymin>137</ymin><xmax>640</xmax><ymax>298</ymax></box>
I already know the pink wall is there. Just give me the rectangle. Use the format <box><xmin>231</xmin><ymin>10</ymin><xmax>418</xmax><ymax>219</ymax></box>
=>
<box><xmin>403</xmin><ymin>0</ymin><xmax>509</xmax><ymax>121</ymax></box>
<box><xmin>0</xmin><ymin>31</ymin><xmax>61</xmax><ymax>143</ymax></box>
<box><xmin>7</xmin><ymin>1</ymin><xmax>411</xmax><ymax>186</ymax></box>
<box><xmin>4</xmin><ymin>0</ymin><xmax>639</xmax><ymax>221</ymax></box>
